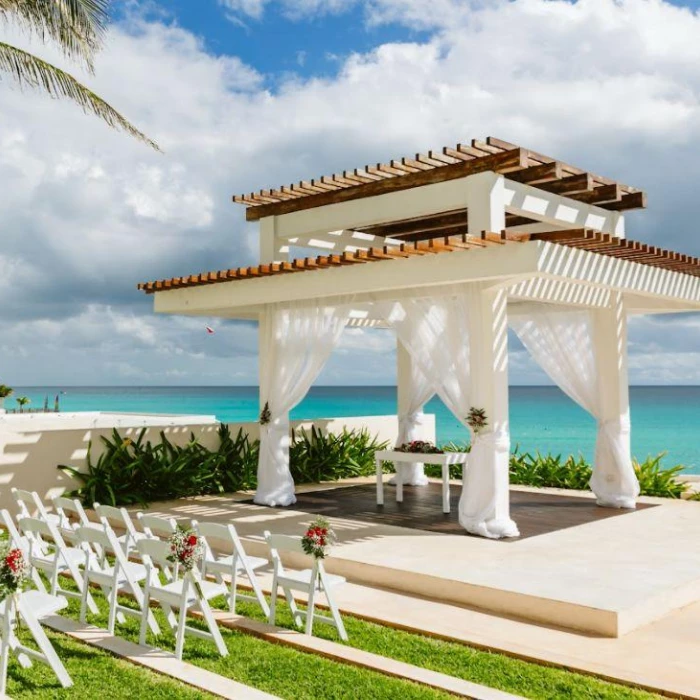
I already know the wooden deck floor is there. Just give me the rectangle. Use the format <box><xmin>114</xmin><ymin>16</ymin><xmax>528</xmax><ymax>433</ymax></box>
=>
<box><xmin>277</xmin><ymin>483</ymin><xmax>654</xmax><ymax>541</ymax></box>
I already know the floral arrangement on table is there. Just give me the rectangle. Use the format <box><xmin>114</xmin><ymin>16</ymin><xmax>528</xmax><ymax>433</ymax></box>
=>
<box><xmin>0</xmin><ymin>542</ymin><xmax>29</xmax><ymax>601</ymax></box>
<box><xmin>466</xmin><ymin>407</ymin><xmax>488</xmax><ymax>437</ymax></box>
<box><xmin>394</xmin><ymin>440</ymin><xmax>444</xmax><ymax>454</ymax></box>
<box><xmin>167</xmin><ymin>527</ymin><xmax>204</xmax><ymax>573</ymax></box>
<box><xmin>301</xmin><ymin>516</ymin><xmax>336</xmax><ymax>559</ymax></box>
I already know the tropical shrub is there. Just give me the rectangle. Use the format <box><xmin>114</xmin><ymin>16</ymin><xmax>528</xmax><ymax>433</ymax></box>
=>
<box><xmin>59</xmin><ymin>424</ymin><xmax>386</xmax><ymax>507</ymax></box>
<box><xmin>290</xmin><ymin>426</ymin><xmax>389</xmax><ymax>484</ymax></box>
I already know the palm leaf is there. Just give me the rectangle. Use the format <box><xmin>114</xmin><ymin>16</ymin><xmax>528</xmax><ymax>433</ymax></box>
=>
<box><xmin>0</xmin><ymin>0</ymin><xmax>108</xmax><ymax>70</ymax></box>
<box><xmin>0</xmin><ymin>40</ymin><xmax>159</xmax><ymax>149</ymax></box>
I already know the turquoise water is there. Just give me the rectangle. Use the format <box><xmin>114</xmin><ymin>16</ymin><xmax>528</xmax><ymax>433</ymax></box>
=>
<box><xmin>9</xmin><ymin>385</ymin><xmax>700</xmax><ymax>472</ymax></box>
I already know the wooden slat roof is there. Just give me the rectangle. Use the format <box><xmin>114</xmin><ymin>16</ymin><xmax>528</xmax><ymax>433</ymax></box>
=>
<box><xmin>233</xmin><ymin>137</ymin><xmax>646</xmax><ymax>221</ymax></box>
<box><xmin>137</xmin><ymin>230</ymin><xmax>700</xmax><ymax>295</ymax></box>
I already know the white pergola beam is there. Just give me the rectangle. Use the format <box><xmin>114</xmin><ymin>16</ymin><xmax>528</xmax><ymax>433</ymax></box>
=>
<box><xmin>536</xmin><ymin>241</ymin><xmax>700</xmax><ymax>305</ymax></box>
<box><xmin>504</xmin><ymin>180</ymin><xmax>625</xmax><ymax>236</ymax></box>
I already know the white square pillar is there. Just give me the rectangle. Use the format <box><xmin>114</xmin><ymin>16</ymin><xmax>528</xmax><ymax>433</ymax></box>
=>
<box><xmin>394</xmin><ymin>339</ymin><xmax>430</xmax><ymax>486</ymax></box>
<box><xmin>466</xmin><ymin>172</ymin><xmax>506</xmax><ymax>234</ymax></box>
<box><xmin>459</xmin><ymin>285</ymin><xmax>519</xmax><ymax>538</ymax></box>
<box><xmin>590</xmin><ymin>291</ymin><xmax>639</xmax><ymax>508</ymax></box>
<box><xmin>259</xmin><ymin>216</ymin><xmax>289</xmax><ymax>264</ymax></box>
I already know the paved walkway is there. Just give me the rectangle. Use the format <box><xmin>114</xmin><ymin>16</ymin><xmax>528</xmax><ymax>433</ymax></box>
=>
<box><xmin>44</xmin><ymin>615</ymin><xmax>279</xmax><ymax>700</ymax></box>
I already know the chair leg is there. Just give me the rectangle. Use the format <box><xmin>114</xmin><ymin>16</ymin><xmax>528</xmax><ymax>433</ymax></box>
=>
<box><xmin>107</xmin><ymin>587</ymin><xmax>118</xmax><ymax>635</ymax></box>
<box><xmin>229</xmin><ymin>567</ymin><xmax>238</xmax><ymax>614</ymax></box>
<box><xmin>198</xmin><ymin>599</ymin><xmax>228</xmax><ymax>657</ymax></box>
<box><xmin>139</xmin><ymin>595</ymin><xmax>150</xmax><ymax>647</ymax></box>
<box><xmin>80</xmin><ymin>573</ymin><xmax>90</xmax><ymax>624</ymax></box>
<box><xmin>174</xmin><ymin>608</ymin><xmax>187</xmax><ymax>661</ymax></box>
<box><xmin>325</xmin><ymin>587</ymin><xmax>348</xmax><ymax>642</ymax></box>
<box><xmin>305</xmin><ymin>584</ymin><xmax>316</xmax><ymax>636</ymax></box>
<box><xmin>20</xmin><ymin>605</ymin><xmax>73</xmax><ymax>688</ymax></box>
<box><xmin>0</xmin><ymin>610</ymin><xmax>11</xmax><ymax>696</ymax></box>
<box><xmin>284</xmin><ymin>587</ymin><xmax>303</xmax><ymax>629</ymax></box>
<box><xmin>245</xmin><ymin>564</ymin><xmax>270</xmax><ymax>617</ymax></box>
<box><xmin>268</xmin><ymin>574</ymin><xmax>278</xmax><ymax>625</ymax></box>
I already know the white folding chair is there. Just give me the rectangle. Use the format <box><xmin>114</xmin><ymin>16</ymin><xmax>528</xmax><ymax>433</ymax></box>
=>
<box><xmin>265</xmin><ymin>531</ymin><xmax>348</xmax><ymax>641</ymax></box>
<box><xmin>94</xmin><ymin>503</ymin><xmax>147</xmax><ymax>558</ymax></box>
<box><xmin>18</xmin><ymin>516</ymin><xmax>98</xmax><ymax>614</ymax></box>
<box><xmin>137</xmin><ymin>513</ymin><xmax>179</xmax><ymax>578</ymax></box>
<box><xmin>0</xmin><ymin>590</ymin><xmax>72</xmax><ymax>694</ymax></box>
<box><xmin>0</xmin><ymin>509</ymin><xmax>46</xmax><ymax>592</ymax></box>
<box><xmin>136</xmin><ymin>539</ymin><xmax>228</xmax><ymax>661</ymax></box>
<box><xmin>192</xmin><ymin>520</ymin><xmax>270</xmax><ymax>616</ymax></box>
<box><xmin>136</xmin><ymin>513</ymin><xmax>177</xmax><ymax>540</ymax></box>
<box><xmin>12</xmin><ymin>488</ymin><xmax>60</xmax><ymax>526</ymax></box>
<box><xmin>52</xmin><ymin>496</ymin><xmax>99</xmax><ymax>548</ymax></box>
<box><xmin>77</xmin><ymin>524</ymin><xmax>160</xmax><ymax>636</ymax></box>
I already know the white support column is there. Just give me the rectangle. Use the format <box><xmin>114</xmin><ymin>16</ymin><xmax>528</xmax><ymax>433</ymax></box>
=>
<box><xmin>255</xmin><ymin>308</ymin><xmax>296</xmax><ymax>507</ymax></box>
<box><xmin>590</xmin><ymin>291</ymin><xmax>639</xmax><ymax>508</ymax></box>
<box><xmin>459</xmin><ymin>285</ymin><xmax>519</xmax><ymax>538</ymax></box>
<box><xmin>259</xmin><ymin>216</ymin><xmax>289</xmax><ymax>264</ymax></box>
<box><xmin>466</xmin><ymin>171</ymin><xmax>506</xmax><ymax>234</ymax></box>
<box><xmin>393</xmin><ymin>340</ymin><xmax>431</xmax><ymax>486</ymax></box>
<box><xmin>460</xmin><ymin>176</ymin><xmax>516</xmax><ymax>538</ymax></box>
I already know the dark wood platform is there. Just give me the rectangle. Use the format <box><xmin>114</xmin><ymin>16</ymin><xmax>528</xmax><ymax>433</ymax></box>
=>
<box><xmin>272</xmin><ymin>483</ymin><xmax>654</xmax><ymax>541</ymax></box>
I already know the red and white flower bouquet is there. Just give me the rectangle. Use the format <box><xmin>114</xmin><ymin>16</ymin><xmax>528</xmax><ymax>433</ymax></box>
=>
<box><xmin>301</xmin><ymin>516</ymin><xmax>336</xmax><ymax>559</ymax></box>
<box><xmin>0</xmin><ymin>542</ymin><xmax>29</xmax><ymax>600</ymax></box>
<box><xmin>167</xmin><ymin>527</ymin><xmax>204</xmax><ymax>573</ymax></box>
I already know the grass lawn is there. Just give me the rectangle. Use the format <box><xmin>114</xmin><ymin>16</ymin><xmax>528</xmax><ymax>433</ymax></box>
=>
<box><xmin>52</xmin><ymin>577</ymin><xmax>662</xmax><ymax>700</ymax></box>
<box><xmin>55</xmin><ymin>583</ymin><xmax>453</xmax><ymax>700</ymax></box>
<box><xmin>5</xmin><ymin>626</ymin><xmax>216</xmax><ymax>699</ymax></box>
<box><xmin>228</xmin><ymin>598</ymin><xmax>662</xmax><ymax>700</ymax></box>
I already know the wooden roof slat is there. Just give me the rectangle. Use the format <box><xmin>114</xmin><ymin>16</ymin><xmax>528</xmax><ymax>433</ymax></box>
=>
<box><xmin>235</xmin><ymin>136</ymin><xmax>643</xmax><ymax>215</ymax></box>
<box><xmin>243</xmin><ymin>147</ymin><xmax>528</xmax><ymax>221</ymax></box>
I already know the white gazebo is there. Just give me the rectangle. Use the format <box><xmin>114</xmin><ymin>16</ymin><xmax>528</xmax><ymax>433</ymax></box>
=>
<box><xmin>139</xmin><ymin>137</ymin><xmax>700</xmax><ymax>539</ymax></box>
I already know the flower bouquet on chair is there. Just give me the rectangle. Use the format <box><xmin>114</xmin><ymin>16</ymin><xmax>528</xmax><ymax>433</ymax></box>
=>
<box><xmin>301</xmin><ymin>516</ymin><xmax>336</xmax><ymax>559</ymax></box>
<box><xmin>0</xmin><ymin>543</ymin><xmax>29</xmax><ymax>601</ymax></box>
<box><xmin>167</xmin><ymin>527</ymin><xmax>205</xmax><ymax>596</ymax></box>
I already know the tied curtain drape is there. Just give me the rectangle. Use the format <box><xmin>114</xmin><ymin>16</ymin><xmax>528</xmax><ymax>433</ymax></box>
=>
<box><xmin>377</xmin><ymin>287</ymin><xmax>518</xmax><ymax>539</ymax></box>
<box><xmin>510</xmin><ymin>308</ymin><xmax>639</xmax><ymax>508</ymax></box>
<box><xmin>392</xmin><ymin>358</ymin><xmax>434</xmax><ymax>486</ymax></box>
<box><xmin>255</xmin><ymin>300</ymin><xmax>354</xmax><ymax>507</ymax></box>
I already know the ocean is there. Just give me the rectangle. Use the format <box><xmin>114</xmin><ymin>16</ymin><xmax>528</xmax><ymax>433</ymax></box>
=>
<box><xmin>8</xmin><ymin>385</ymin><xmax>700</xmax><ymax>473</ymax></box>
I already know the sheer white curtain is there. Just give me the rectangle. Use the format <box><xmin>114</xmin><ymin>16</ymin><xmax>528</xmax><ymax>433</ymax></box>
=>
<box><xmin>377</xmin><ymin>287</ymin><xmax>516</xmax><ymax>538</ymax></box>
<box><xmin>392</xmin><ymin>358</ymin><xmax>435</xmax><ymax>486</ymax></box>
<box><xmin>510</xmin><ymin>307</ymin><xmax>639</xmax><ymax>508</ymax></box>
<box><xmin>255</xmin><ymin>299</ymin><xmax>354</xmax><ymax>507</ymax></box>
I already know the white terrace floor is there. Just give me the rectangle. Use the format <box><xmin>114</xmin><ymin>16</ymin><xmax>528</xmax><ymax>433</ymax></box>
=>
<box><xmin>130</xmin><ymin>479</ymin><xmax>700</xmax><ymax>698</ymax></box>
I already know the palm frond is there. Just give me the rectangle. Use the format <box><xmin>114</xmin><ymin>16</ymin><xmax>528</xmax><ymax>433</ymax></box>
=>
<box><xmin>0</xmin><ymin>40</ymin><xmax>160</xmax><ymax>150</ymax></box>
<box><xmin>0</xmin><ymin>0</ymin><xmax>109</xmax><ymax>70</ymax></box>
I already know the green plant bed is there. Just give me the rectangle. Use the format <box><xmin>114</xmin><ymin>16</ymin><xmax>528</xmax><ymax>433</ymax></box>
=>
<box><xmin>5</xmin><ymin>626</ymin><xmax>214</xmax><ymax>699</ymax></box>
<box><xmin>59</xmin><ymin>424</ymin><xmax>690</xmax><ymax>506</ymax></box>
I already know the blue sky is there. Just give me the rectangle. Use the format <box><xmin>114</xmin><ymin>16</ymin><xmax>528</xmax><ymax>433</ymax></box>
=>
<box><xmin>1</xmin><ymin>0</ymin><xmax>699</xmax><ymax>385</ymax></box>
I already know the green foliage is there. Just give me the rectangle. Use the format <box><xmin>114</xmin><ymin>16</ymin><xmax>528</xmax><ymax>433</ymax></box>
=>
<box><xmin>59</xmin><ymin>424</ymin><xmax>386</xmax><ymax>507</ymax></box>
<box><xmin>290</xmin><ymin>426</ymin><xmax>389</xmax><ymax>483</ymax></box>
<box><xmin>508</xmin><ymin>449</ymin><xmax>689</xmax><ymax>498</ymax></box>
<box><xmin>0</xmin><ymin>384</ymin><xmax>13</xmax><ymax>399</ymax></box>
<box><xmin>59</xmin><ymin>424</ymin><xmax>258</xmax><ymax>507</ymax></box>
<box><xmin>633</xmin><ymin>453</ymin><xmax>688</xmax><ymax>498</ymax></box>
<box><xmin>509</xmin><ymin>450</ymin><xmax>592</xmax><ymax>490</ymax></box>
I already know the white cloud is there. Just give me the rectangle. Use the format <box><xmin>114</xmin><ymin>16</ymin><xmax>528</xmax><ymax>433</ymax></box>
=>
<box><xmin>0</xmin><ymin>0</ymin><xmax>698</xmax><ymax>386</ymax></box>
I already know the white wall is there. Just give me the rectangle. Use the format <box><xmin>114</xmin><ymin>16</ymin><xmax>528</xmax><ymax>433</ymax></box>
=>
<box><xmin>0</xmin><ymin>414</ymin><xmax>435</xmax><ymax>510</ymax></box>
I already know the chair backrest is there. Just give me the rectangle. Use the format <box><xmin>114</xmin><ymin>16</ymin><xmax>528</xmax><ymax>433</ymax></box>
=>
<box><xmin>264</xmin><ymin>532</ymin><xmax>306</xmax><ymax>555</ymax></box>
<box><xmin>53</xmin><ymin>497</ymin><xmax>90</xmax><ymax>529</ymax></box>
<box><xmin>0</xmin><ymin>509</ymin><xmax>29</xmax><ymax>553</ymax></box>
<box><xmin>137</xmin><ymin>513</ymin><xmax>177</xmax><ymax>539</ymax></box>
<box><xmin>12</xmin><ymin>488</ymin><xmax>51</xmax><ymax>520</ymax></box>
<box><xmin>192</xmin><ymin>520</ymin><xmax>241</xmax><ymax>559</ymax></box>
<box><xmin>18</xmin><ymin>515</ymin><xmax>67</xmax><ymax>561</ymax></box>
<box><xmin>94</xmin><ymin>503</ymin><xmax>138</xmax><ymax>538</ymax></box>
<box><xmin>136</xmin><ymin>537</ymin><xmax>173</xmax><ymax>571</ymax></box>
<box><xmin>76</xmin><ymin>523</ymin><xmax>111</xmax><ymax>551</ymax></box>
